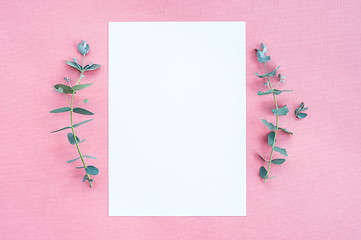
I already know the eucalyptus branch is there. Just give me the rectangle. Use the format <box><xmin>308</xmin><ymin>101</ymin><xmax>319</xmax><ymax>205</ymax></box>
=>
<box><xmin>50</xmin><ymin>40</ymin><xmax>101</xmax><ymax>187</ymax></box>
<box><xmin>255</xmin><ymin>43</ymin><xmax>308</xmax><ymax>182</ymax></box>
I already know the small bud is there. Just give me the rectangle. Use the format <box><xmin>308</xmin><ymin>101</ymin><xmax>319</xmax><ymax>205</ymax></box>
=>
<box><xmin>78</xmin><ymin>40</ymin><xmax>90</xmax><ymax>55</ymax></box>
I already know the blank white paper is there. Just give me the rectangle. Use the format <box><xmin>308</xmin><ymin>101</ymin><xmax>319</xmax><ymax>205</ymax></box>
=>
<box><xmin>109</xmin><ymin>22</ymin><xmax>246</xmax><ymax>216</ymax></box>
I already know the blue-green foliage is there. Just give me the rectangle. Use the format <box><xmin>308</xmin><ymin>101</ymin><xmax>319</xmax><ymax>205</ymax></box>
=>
<box><xmin>272</xmin><ymin>105</ymin><xmax>289</xmax><ymax>116</ymax></box>
<box><xmin>295</xmin><ymin>102</ymin><xmax>308</xmax><ymax>119</ymax></box>
<box><xmin>51</xmin><ymin>40</ymin><xmax>101</xmax><ymax>187</ymax></box>
<box><xmin>255</xmin><ymin>43</ymin><xmax>308</xmax><ymax>182</ymax></box>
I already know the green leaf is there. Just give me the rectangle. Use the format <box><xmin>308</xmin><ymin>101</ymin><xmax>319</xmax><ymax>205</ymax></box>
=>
<box><xmin>268</xmin><ymin>131</ymin><xmax>275</xmax><ymax>146</ymax></box>
<box><xmin>268</xmin><ymin>66</ymin><xmax>280</xmax><ymax>77</ymax></box>
<box><xmin>72</xmin><ymin>83</ymin><xmax>93</xmax><ymax>91</ymax></box>
<box><xmin>261</xmin><ymin>119</ymin><xmax>276</xmax><ymax>130</ymax></box>
<box><xmin>255</xmin><ymin>72</ymin><xmax>269</xmax><ymax>78</ymax></box>
<box><xmin>267</xmin><ymin>176</ymin><xmax>276</xmax><ymax>179</ymax></box>
<box><xmin>258</xmin><ymin>154</ymin><xmax>269</xmax><ymax>163</ymax></box>
<box><xmin>257</xmin><ymin>89</ymin><xmax>292</xmax><ymax>96</ymax></box>
<box><xmin>259</xmin><ymin>166</ymin><xmax>268</xmax><ymax>179</ymax></box>
<box><xmin>54</xmin><ymin>84</ymin><xmax>73</xmax><ymax>94</ymax></box>
<box><xmin>72</xmin><ymin>119</ymin><xmax>94</xmax><ymax>128</ymax></box>
<box><xmin>260</xmin><ymin>43</ymin><xmax>267</xmax><ymax>53</ymax></box>
<box><xmin>272</xmin><ymin>105</ymin><xmax>289</xmax><ymax>116</ymax></box>
<box><xmin>67</xmin><ymin>157</ymin><xmax>80</xmax><ymax>163</ymax></box>
<box><xmin>297</xmin><ymin>113</ymin><xmax>307</xmax><ymax>119</ymax></box>
<box><xmin>278</xmin><ymin>127</ymin><xmax>293</xmax><ymax>135</ymax></box>
<box><xmin>273</xmin><ymin>146</ymin><xmax>288</xmax><ymax>156</ymax></box>
<box><xmin>271</xmin><ymin>159</ymin><xmax>286</xmax><ymax>165</ymax></box>
<box><xmin>255</xmin><ymin>66</ymin><xmax>280</xmax><ymax>78</ymax></box>
<box><xmin>66</xmin><ymin>61</ymin><xmax>82</xmax><ymax>71</ymax></box>
<box><xmin>85</xmin><ymin>165</ymin><xmax>99</xmax><ymax>175</ymax></box>
<box><xmin>82</xmin><ymin>175</ymin><xmax>88</xmax><ymax>182</ymax></box>
<box><xmin>257</xmin><ymin>90</ymin><xmax>273</xmax><ymax>95</ymax></box>
<box><xmin>273</xmin><ymin>89</ymin><xmax>292</xmax><ymax>95</ymax></box>
<box><xmin>50</xmin><ymin>126</ymin><xmax>71</xmax><ymax>133</ymax></box>
<box><xmin>83</xmin><ymin>99</ymin><xmax>88</xmax><ymax>103</ymax></box>
<box><xmin>76</xmin><ymin>166</ymin><xmax>85</xmax><ymax>169</ymax></box>
<box><xmin>51</xmin><ymin>119</ymin><xmax>93</xmax><ymax>133</ymax></box>
<box><xmin>83</xmin><ymin>155</ymin><xmax>98</xmax><ymax>159</ymax></box>
<box><xmin>89</xmin><ymin>179</ymin><xmax>94</xmax><ymax>182</ymax></box>
<box><xmin>50</xmin><ymin>107</ymin><xmax>71</xmax><ymax>113</ymax></box>
<box><xmin>84</xmin><ymin>64</ymin><xmax>101</xmax><ymax>71</ymax></box>
<box><xmin>73</xmin><ymin>108</ymin><xmax>94</xmax><ymax>115</ymax></box>
<box><xmin>257</xmin><ymin>50</ymin><xmax>270</xmax><ymax>63</ymax></box>
<box><xmin>67</xmin><ymin>133</ymin><xmax>85</xmax><ymax>145</ymax></box>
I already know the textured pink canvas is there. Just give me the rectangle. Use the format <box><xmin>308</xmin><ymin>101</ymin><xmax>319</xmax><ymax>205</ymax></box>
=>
<box><xmin>0</xmin><ymin>0</ymin><xmax>361</xmax><ymax>239</ymax></box>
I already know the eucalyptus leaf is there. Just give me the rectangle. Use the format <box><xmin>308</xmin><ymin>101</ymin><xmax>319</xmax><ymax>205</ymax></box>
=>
<box><xmin>72</xmin><ymin>119</ymin><xmax>94</xmax><ymax>128</ymax></box>
<box><xmin>257</xmin><ymin>50</ymin><xmax>271</xmax><ymax>63</ymax></box>
<box><xmin>258</xmin><ymin>153</ymin><xmax>268</xmax><ymax>163</ymax></box>
<box><xmin>273</xmin><ymin>146</ymin><xmax>288</xmax><ymax>156</ymax></box>
<box><xmin>89</xmin><ymin>179</ymin><xmax>94</xmax><ymax>182</ymax></box>
<box><xmin>255</xmin><ymin>72</ymin><xmax>269</xmax><ymax>78</ymax></box>
<box><xmin>273</xmin><ymin>89</ymin><xmax>292</xmax><ymax>95</ymax></box>
<box><xmin>76</xmin><ymin>166</ymin><xmax>85</xmax><ymax>169</ymax></box>
<box><xmin>82</xmin><ymin>175</ymin><xmax>88</xmax><ymax>182</ymax></box>
<box><xmin>278</xmin><ymin>127</ymin><xmax>293</xmax><ymax>135</ymax></box>
<box><xmin>297</xmin><ymin>113</ymin><xmax>307</xmax><ymax>119</ymax></box>
<box><xmin>73</xmin><ymin>108</ymin><xmax>94</xmax><ymax>115</ymax></box>
<box><xmin>67</xmin><ymin>133</ymin><xmax>84</xmax><ymax>145</ymax></box>
<box><xmin>260</xmin><ymin>43</ymin><xmax>267</xmax><ymax>53</ymax></box>
<box><xmin>72</xmin><ymin>83</ymin><xmax>93</xmax><ymax>91</ymax></box>
<box><xmin>51</xmin><ymin>119</ymin><xmax>93</xmax><ymax>133</ymax></box>
<box><xmin>50</xmin><ymin>107</ymin><xmax>71</xmax><ymax>113</ymax></box>
<box><xmin>257</xmin><ymin>90</ymin><xmax>273</xmax><ymax>95</ymax></box>
<box><xmin>261</xmin><ymin>119</ymin><xmax>276</xmax><ymax>130</ymax></box>
<box><xmin>83</xmin><ymin>99</ymin><xmax>88</xmax><ymax>103</ymax></box>
<box><xmin>272</xmin><ymin>105</ymin><xmax>289</xmax><ymax>116</ymax></box>
<box><xmin>268</xmin><ymin>66</ymin><xmax>280</xmax><ymax>77</ymax></box>
<box><xmin>271</xmin><ymin>159</ymin><xmax>286</xmax><ymax>165</ymax></box>
<box><xmin>259</xmin><ymin>166</ymin><xmax>268</xmax><ymax>179</ymax></box>
<box><xmin>84</xmin><ymin>64</ymin><xmax>101</xmax><ymax>71</ymax></box>
<box><xmin>67</xmin><ymin>157</ymin><xmax>80</xmax><ymax>163</ymax></box>
<box><xmin>85</xmin><ymin>165</ymin><xmax>99</xmax><ymax>175</ymax></box>
<box><xmin>268</xmin><ymin>131</ymin><xmax>275</xmax><ymax>146</ymax></box>
<box><xmin>54</xmin><ymin>84</ymin><xmax>73</xmax><ymax>94</ymax></box>
<box><xmin>267</xmin><ymin>176</ymin><xmax>276</xmax><ymax>179</ymax></box>
<box><xmin>50</xmin><ymin>126</ymin><xmax>71</xmax><ymax>133</ymax></box>
<box><xmin>83</xmin><ymin>155</ymin><xmax>98</xmax><ymax>159</ymax></box>
<box><xmin>65</xmin><ymin>61</ymin><xmax>82</xmax><ymax>71</ymax></box>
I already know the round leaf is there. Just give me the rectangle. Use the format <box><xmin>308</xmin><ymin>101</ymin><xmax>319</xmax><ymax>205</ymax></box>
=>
<box><xmin>85</xmin><ymin>166</ymin><xmax>99</xmax><ymax>175</ymax></box>
<box><xmin>271</xmin><ymin>159</ymin><xmax>286</xmax><ymax>165</ymax></box>
<box><xmin>259</xmin><ymin>166</ymin><xmax>268</xmax><ymax>179</ymax></box>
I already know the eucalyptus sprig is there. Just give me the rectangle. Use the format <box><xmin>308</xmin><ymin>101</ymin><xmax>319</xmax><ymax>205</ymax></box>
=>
<box><xmin>255</xmin><ymin>43</ymin><xmax>308</xmax><ymax>182</ymax></box>
<box><xmin>50</xmin><ymin>40</ymin><xmax>101</xmax><ymax>188</ymax></box>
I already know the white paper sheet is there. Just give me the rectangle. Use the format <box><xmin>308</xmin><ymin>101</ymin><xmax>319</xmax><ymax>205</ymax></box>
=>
<box><xmin>109</xmin><ymin>22</ymin><xmax>246</xmax><ymax>216</ymax></box>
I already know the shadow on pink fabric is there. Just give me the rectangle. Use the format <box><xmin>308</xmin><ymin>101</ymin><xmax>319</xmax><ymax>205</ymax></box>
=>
<box><xmin>0</xmin><ymin>0</ymin><xmax>360</xmax><ymax>239</ymax></box>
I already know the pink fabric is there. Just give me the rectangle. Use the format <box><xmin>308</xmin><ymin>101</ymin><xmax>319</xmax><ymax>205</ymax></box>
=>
<box><xmin>1</xmin><ymin>0</ymin><xmax>360</xmax><ymax>239</ymax></box>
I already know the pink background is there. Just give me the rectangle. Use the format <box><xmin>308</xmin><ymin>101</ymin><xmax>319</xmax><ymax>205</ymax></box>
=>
<box><xmin>1</xmin><ymin>0</ymin><xmax>360</xmax><ymax>239</ymax></box>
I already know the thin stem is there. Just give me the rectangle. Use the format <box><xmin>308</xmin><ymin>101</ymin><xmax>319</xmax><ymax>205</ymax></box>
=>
<box><xmin>70</xmin><ymin>55</ymin><xmax>92</xmax><ymax>188</ymax></box>
<box><xmin>263</xmin><ymin>62</ymin><xmax>279</xmax><ymax>183</ymax></box>
<box><xmin>279</xmin><ymin>116</ymin><xmax>295</xmax><ymax>127</ymax></box>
